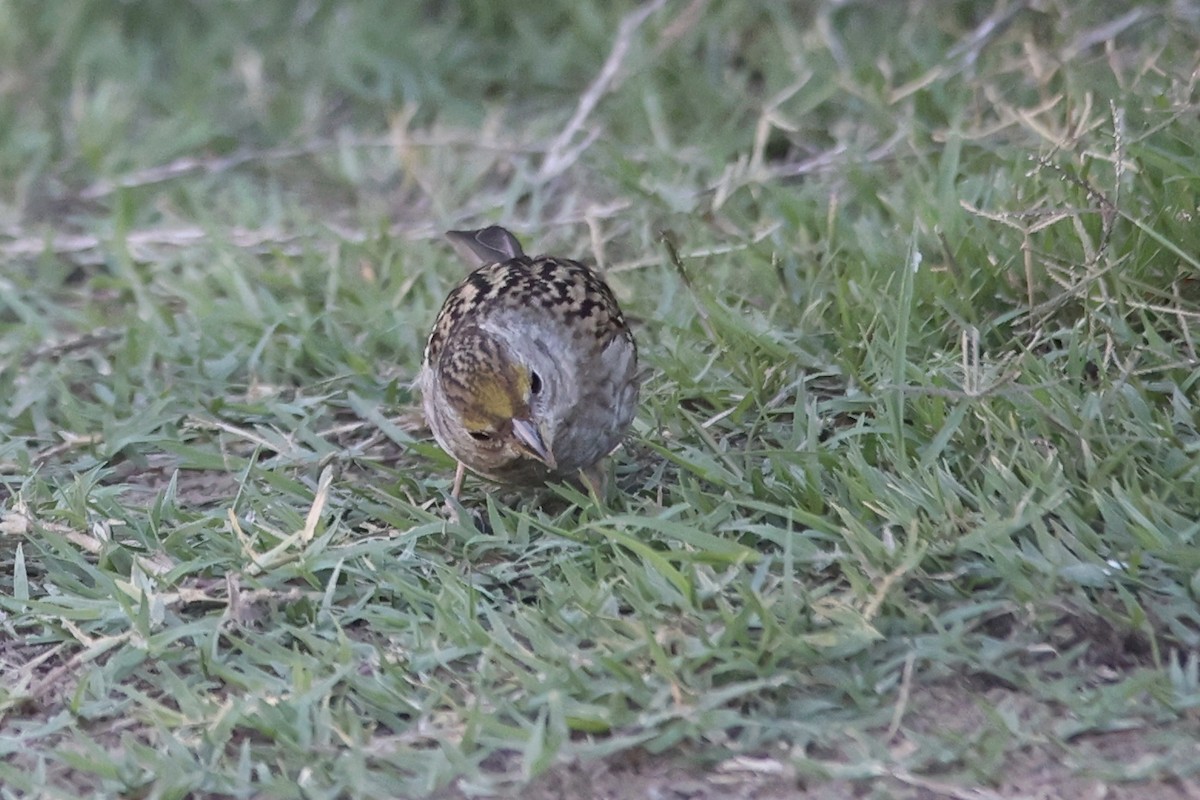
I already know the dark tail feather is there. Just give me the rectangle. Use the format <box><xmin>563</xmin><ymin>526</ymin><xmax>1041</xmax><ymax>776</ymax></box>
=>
<box><xmin>446</xmin><ymin>226</ymin><xmax>525</xmax><ymax>264</ymax></box>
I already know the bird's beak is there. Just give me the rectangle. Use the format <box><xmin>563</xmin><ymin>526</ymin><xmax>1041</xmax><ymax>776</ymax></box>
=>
<box><xmin>511</xmin><ymin>417</ymin><xmax>557</xmax><ymax>470</ymax></box>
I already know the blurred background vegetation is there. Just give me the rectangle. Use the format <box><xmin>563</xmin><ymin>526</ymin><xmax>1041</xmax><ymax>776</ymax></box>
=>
<box><xmin>2</xmin><ymin>1</ymin><xmax>1200</xmax><ymax>797</ymax></box>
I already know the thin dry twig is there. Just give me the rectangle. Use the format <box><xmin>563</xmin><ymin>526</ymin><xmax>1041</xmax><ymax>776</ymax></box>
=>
<box><xmin>611</xmin><ymin>222</ymin><xmax>780</xmax><ymax>273</ymax></box>
<box><xmin>26</xmin><ymin>631</ymin><xmax>135</xmax><ymax>701</ymax></box>
<box><xmin>944</xmin><ymin>0</ymin><xmax>1031</xmax><ymax>69</ymax></box>
<box><xmin>1063</xmin><ymin>7</ymin><xmax>1154</xmax><ymax>62</ymax></box>
<box><xmin>1</xmin><ymin>225</ymin><xmax>303</xmax><ymax>262</ymax></box>
<box><xmin>6</xmin><ymin>200</ymin><xmax>637</xmax><ymax>264</ymax></box>
<box><xmin>538</xmin><ymin>0</ymin><xmax>668</xmax><ymax>181</ymax></box>
<box><xmin>765</xmin><ymin>131</ymin><xmax>905</xmax><ymax>181</ymax></box>
<box><xmin>18</xmin><ymin>328</ymin><xmax>123</xmax><ymax>368</ymax></box>
<box><xmin>653</xmin><ymin>0</ymin><xmax>708</xmax><ymax>57</ymax></box>
<box><xmin>887</xmin><ymin>769</ymin><xmax>1006</xmax><ymax>800</ymax></box>
<box><xmin>890</xmin><ymin>1</ymin><xmax>1030</xmax><ymax>103</ymax></box>
<box><xmin>31</xmin><ymin>433</ymin><xmax>104</xmax><ymax>467</ymax></box>
<box><xmin>75</xmin><ymin>133</ymin><xmax>543</xmax><ymax>201</ymax></box>
<box><xmin>887</xmin><ymin>651</ymin><xmax>917</xmax><ymax>741</ymax></box>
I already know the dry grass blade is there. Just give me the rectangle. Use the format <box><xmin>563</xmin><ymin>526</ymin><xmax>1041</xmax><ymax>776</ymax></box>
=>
<box><xmin>538</xmin><ymin>0</ymin><xmax>669</xmax><ymax>180</ymax></box>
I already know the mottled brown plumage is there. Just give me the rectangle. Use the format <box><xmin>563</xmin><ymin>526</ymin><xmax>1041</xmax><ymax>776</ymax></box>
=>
<box><xmin>419</xmin><ymin>226</ymin><xmax>639</xmax><ymax>495</ymax></box>
<box><xmin>423</xmin><ymin>253</ymin><xmax>633</xmax><ymax>370</ymax></box>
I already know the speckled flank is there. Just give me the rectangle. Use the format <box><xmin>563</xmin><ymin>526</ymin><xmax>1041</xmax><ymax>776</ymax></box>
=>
<box><xmin>423</xmin><ymin>255</ymin><xmax>634</xmax><ymax>370</ymax></box>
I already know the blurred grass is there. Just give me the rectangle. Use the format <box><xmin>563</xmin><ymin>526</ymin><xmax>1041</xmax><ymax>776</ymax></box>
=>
<box><xmin>2</xmin><ymin>0</ymin><xmax>1200</xmax><ymax>797</ymax></box>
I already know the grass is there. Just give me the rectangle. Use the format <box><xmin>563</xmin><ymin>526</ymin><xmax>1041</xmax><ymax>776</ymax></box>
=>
<box><xmin>2</xmin><ymin>0</ymin><xmax>1200</xmax><ymax>797</ymax></box>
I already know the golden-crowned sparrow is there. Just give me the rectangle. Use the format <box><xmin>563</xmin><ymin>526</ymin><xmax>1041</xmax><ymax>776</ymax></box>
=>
<box><xmin>420</xmin><ymin>225</ymin><xmax>639</xmax><ymax>497</ymax></box>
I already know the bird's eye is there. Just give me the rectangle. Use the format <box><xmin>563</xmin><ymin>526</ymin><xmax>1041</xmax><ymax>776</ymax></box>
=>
<box><xmin>529</xmin><ymin>371</ymin><xmax>542</xmax><ymax>395</ymax></box>
<box><xmin>468</xmin><ymin>430</ymin><xmax>492</xmax><ymax>442</ymax></box>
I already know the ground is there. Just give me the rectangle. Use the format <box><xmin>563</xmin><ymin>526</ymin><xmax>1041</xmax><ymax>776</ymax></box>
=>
<box><xmin>2</xmin><ymin>1</ymin><xmax>1200</xmax><ymax>798</ymax></box>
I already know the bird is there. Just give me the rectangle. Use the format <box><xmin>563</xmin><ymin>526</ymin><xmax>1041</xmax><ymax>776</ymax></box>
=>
<box><xmin>419</xmin><ymin>225</ymin><xmax>639</xmax><ymax>500</ymax></box>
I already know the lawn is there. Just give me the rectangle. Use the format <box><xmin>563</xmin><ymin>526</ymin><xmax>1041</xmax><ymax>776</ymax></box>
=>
<box><xmin>2</xmin><ymin>1</ymin><xmax>1199</xmax><ymax>798</ymax></box>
